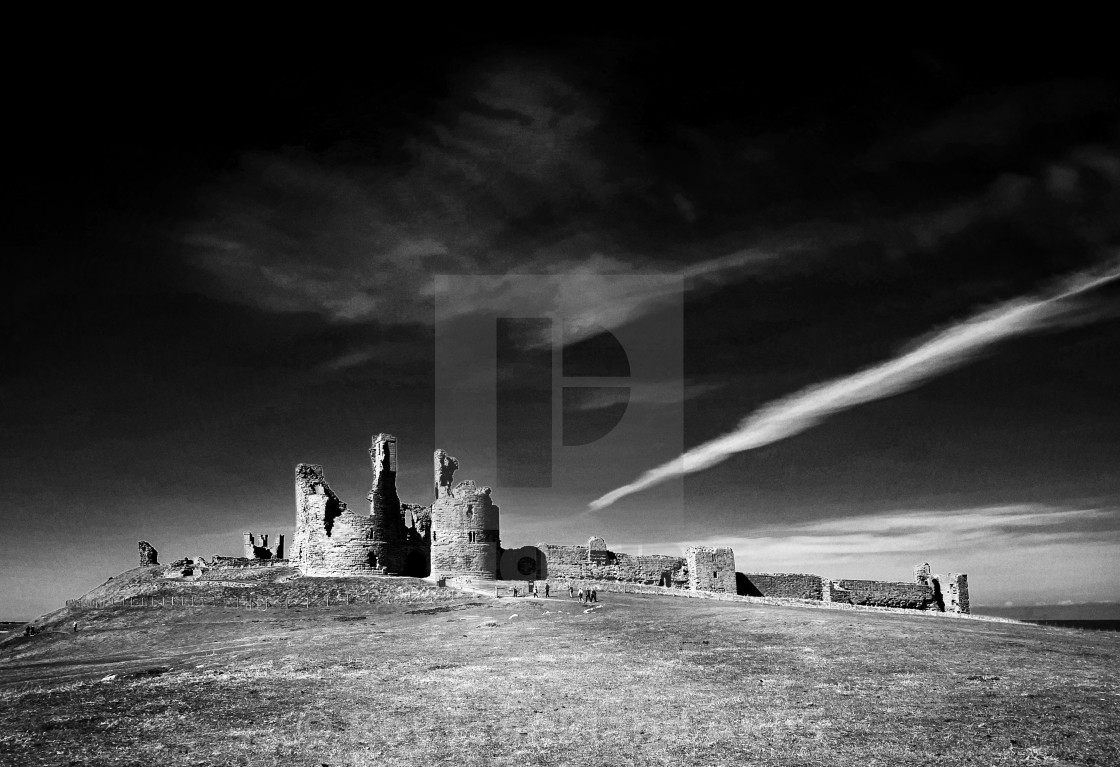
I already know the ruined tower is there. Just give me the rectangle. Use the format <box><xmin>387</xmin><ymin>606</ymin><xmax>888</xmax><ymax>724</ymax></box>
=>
<box><xmin>685</xmin><ymin>546</ymin><xmax>736</xmax><ymax>593</ymax></box>
<box><xmin>292</xmin><ymin>434</ymin><xmax>430</xmax><ymax>577</ymax></box>
<box><xmin>429</xmin><ymin>449</ymin><xmax>501</xmax><ymax>580</ymax></box>
<box><xmin>946</xmin><ymin>573</ymin><xmax>970</xmax><ymax>614</ymax></box>
<box><xmin>138</xmin><ymin>540</ymin><xmax>158</xmax><ymax>566</ymax></box>
<box><xmin>292</xmin><ymin>463</ymin><xmax>358</xmax><ymax>574</ymax></box>
<box><xmin>366</xmin><ymin>433</ymin><xmax>406</xmax><ymax>573</ymax></box>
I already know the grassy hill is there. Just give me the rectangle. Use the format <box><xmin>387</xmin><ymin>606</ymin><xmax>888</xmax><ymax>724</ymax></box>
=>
<box><xmin>1</xmin><ymin>567</ymin><xmax>1117</xmax><ymax>766</ymax></box>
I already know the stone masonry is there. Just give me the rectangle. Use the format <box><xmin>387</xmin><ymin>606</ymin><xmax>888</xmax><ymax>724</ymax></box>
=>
<box><xmin>429</xmin><ymin>450</ymin><xmax>501</xmax><ymax>580</ymax></box>
<box><xmin>292</xmin><ymin>434</ymin><xmax>430</xmax><ymax>577</ymax></box>
<box><xmin>138</xmin><ymin>540</ymin><xmax>158</xmax><ymax>566</ymax></box>
<box><xmin>946</xmin><ymin>573</ymin><xmax>969</xmax><ymax>614</ymax></box>
<box><xmin>825</xmin><ymin>578</ymin><xmax>941</xmax><ymax>610</ymax></box>
<box><xmin>243</xmin><ymin>532</ymin><xmax>284</xmax><ymax>560</ymax></box>
<box><xmin>739</xmin><ymin>562</ymin><xmax>970</xmax><ymax>614</ymax></box>
<box><xmin>276</xmin><ymin>430</ymin><xmax>971</xmax><ymax>615</ymax></box>
<box><xmin>686</xmin><ymin>546</ymin><xmax>737</xmax><ymax>593</ymax></box>
<box><xmin>738</xmin><ymin>573</ymin><xmax>825</xmax><ymax>600</ymax></box>
<box><xmin>533</xmin><ymin>539</ymin><xmax>690</xmax><ymax>587</ymax></box>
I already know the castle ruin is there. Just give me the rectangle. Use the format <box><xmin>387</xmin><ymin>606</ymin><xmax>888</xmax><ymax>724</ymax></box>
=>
<box><xmin>292</xmin><ymin>434</ymin><xmax>430</xmax><ymax>577</ymax></box>
<box><xmin>243</xmin><ymin>532</ymin><xmax>284</xmax><ymax>560</ymax></box>
<box><xmin>138</xmin><ymin>541</ymin><xmax>158</xmax><ymax>566</ymax></box>
<box><xmin>429</xmin><ymin>449</ymin><xmax>501</xmax><ymax>580</ymax></box>
<box><xmin>285</xmin><ymin>432</ymin><xmax>968</xmax><ymax>613</ymax></box>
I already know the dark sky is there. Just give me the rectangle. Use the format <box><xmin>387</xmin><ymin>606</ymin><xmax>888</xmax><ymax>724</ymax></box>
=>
<box><xmin>3</xmin><ymin>35</ymin><xmax>1119</xmax><ymax>618</ymax></box>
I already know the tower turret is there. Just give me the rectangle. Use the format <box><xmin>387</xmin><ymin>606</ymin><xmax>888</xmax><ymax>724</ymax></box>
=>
<box><xmin>429</xmin><ymin>450</ymin><xmax>500</xmax><ymax>580</ymax></box>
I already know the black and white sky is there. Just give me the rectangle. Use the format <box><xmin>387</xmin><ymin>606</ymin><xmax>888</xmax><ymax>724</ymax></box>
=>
<box><xmin>3</xmin><ymin>34</ymin><xmax>1119</xmax><ymax>618</ymax></box>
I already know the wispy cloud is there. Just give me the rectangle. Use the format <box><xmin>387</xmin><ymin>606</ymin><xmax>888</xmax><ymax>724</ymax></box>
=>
<box><xmin>563</xmin><ymin>379</ymin><xmax>725</xmax><ymax>412</ymax></box>
<box><xmin>628</xmin><ymin>503</ymin><xmax>1119</xmax><ymax>561</ymax></box>
<box><xmin>612</xmin><ymin>503</ymin><xmax>1120</xmax><ymax>602</ymax></box>
<box><xmin>591</xmin><ymin>258</ymin><xmax>1120</xmax><ymax>510</ymax></box>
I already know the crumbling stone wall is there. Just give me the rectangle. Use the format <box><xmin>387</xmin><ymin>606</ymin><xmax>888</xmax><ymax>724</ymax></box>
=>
<box><xmin>364</xmin><ymin>433</ymin><xmax>427</xmax><ymax>575</ymax></box>
<box><xmin>945</xmin><ymin>573</ymin><xmax>969</xmax><ymax>614</ymax></box>
<box><xmin>291</xmin><ymin>435</ymin><xmax>432</xmax><ymax>578</ymax></box>
<box><xmin>826</xmin><ymin>579</ymin><xmax>940</xmax><ymax>610</ymax></box>
<box><xmin>912</xmin><ymin>562</ymin><xmax>970</xmax><ymax>614</ymax></box>
<box><xmin>293</xmin><ymin>448</ymin><xmax>427</xmax><ymax>576</ymax></box>
<box><xmin>686</xmin><ymin>546</ymin><xmax>736</xmax><ymax>593</ymax></box>
<box><xmin>138</xmin><ymin>541</ymin><xmax>158</xmax><ymax>566</ymax></box>
<box><xmin>738</xmin><ymin>573</ymin><xmax>825</xmax><ymax>600</ymax></box>
<box><xmin>243</xmin><ymin>533</ymin><xmax>285</xmax><ymax>560</ymax></box>
<box><xmin>731</xmin><ymin>562</ymin><xmax>969</xmax><ymax>613</ymax></box>
<box><xmin>293</xmin><ymin>463</ymin><xmax>363</xmax><ymax>573</ymax></box>
<box><xmin>532</xmin><ymin>539</ymin><xmax>689</xmax><ymax>587</ymax></box>
<box><xmin>434</xmin><ymin>449</ymin><xmax>458</xmax><ymax>498</ymax></box>
<box><xmin>429</xmin><ymin>451</ymin><xmax>501</xmax><ymax>580</ymax></box>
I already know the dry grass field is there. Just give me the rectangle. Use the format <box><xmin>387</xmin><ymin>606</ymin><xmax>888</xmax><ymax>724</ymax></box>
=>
<box><xmin>1</xmin><ymin>571</ymin><xmax>1117</xmax><ymax>766</ymax></box>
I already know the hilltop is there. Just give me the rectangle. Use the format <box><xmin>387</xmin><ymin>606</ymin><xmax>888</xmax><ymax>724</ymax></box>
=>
<box><xmin>0</xmin><ymin>567</ymin><xmax>1117</xmax><ymax>766</ymax></box>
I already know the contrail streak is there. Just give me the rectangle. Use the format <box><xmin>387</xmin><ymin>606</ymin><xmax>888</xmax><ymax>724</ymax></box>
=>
<box><xmin>589</xmin><ymin>259</ymin><xmax>1120</xmax><ymax>511</ymax></box>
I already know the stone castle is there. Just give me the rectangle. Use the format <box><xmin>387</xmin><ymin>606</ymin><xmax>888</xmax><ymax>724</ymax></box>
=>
<box><xmin>277</xmin><ymin>432</ymin><xmax>969</xmax><ymax>614</ymax></box>
<box><xmin>292</xmin><ymin>434</ymin><xmax>430</xmax><ymax>577</ymax></box>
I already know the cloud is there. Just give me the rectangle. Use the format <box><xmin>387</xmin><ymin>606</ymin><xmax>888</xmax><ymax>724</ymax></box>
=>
<box><xmin>632</xmin><ymin>503</ymin><xmax>1118</xmax><ymax>559</ymax></box>
<box><xmin>183</xmin><ymin>62</ymin><xmax>613</xmax><ymax>326</ymax></box>
<box><xmin>590</xmin><ymin>258</ymin><xmax>1120</xmax><ymax>510</ymax></box>
<box><xmin>612</xmin><ymin>503</ymin><xmax>1120</xmax><ymax>602</ymax></box>
<box><xmin>565</xmin><ymin>379</ymin><xmax>725</xmax><ymax>412</ymax></box>
<box><xmin>864</xmin><ymin>79</ymin><xmax>1117</xmax><ymax>167</ymax></box>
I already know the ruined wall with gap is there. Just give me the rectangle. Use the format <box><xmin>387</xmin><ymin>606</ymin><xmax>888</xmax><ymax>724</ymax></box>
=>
<box><xmin>686</xmin><ymin>546</ymin><xmax>737</xmax><ymax>593</ymax></box>
<box><xmin>738</xmin><ymin>573</ymin><xmax>825</xmax><ymax>600</ymax></box>
<box><xmin>292</xmin><ymin>436</ymin><xmax>430</xmax><ymax>577</ymax></box>
<box><xmin>429</xmin><ymin>450</ymin><xmax>501</xmax><ymax>580</ymax></box>
<box><xmin>530</xmin><ymin>540</ymin><xmax>689</xmax><ymax>587</ymax></box>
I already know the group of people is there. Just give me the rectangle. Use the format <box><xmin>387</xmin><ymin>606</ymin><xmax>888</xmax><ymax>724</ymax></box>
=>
<box><xmin>568</xmin><ymin>584</ymin><xmax>598</xmax><ymax>603</ymax></box>
<box><xmin>506</xmin><ymin>581</ymin><xmax>601</xmax><ymax>603</ymax></box>
<box><xmin>510</xmin><ymin>581</ymin><xmax>550</xmax><ymax>598</ymax></box>
<box><xmin>22</xmin><ymin>621</ymin><xmax>77</xmax><ymax>637</ymax></box>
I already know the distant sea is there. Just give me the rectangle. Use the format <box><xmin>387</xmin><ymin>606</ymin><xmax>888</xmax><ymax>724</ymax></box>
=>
<box><xmin>974</xmin><ymin>602</ymin><xmax>1120</xmax><ymax>625</ymax></box>
<box><xmin>1024</xmin><ymin>620</ymin><xmax>1120</xmax><ymax>632</ymax></box>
